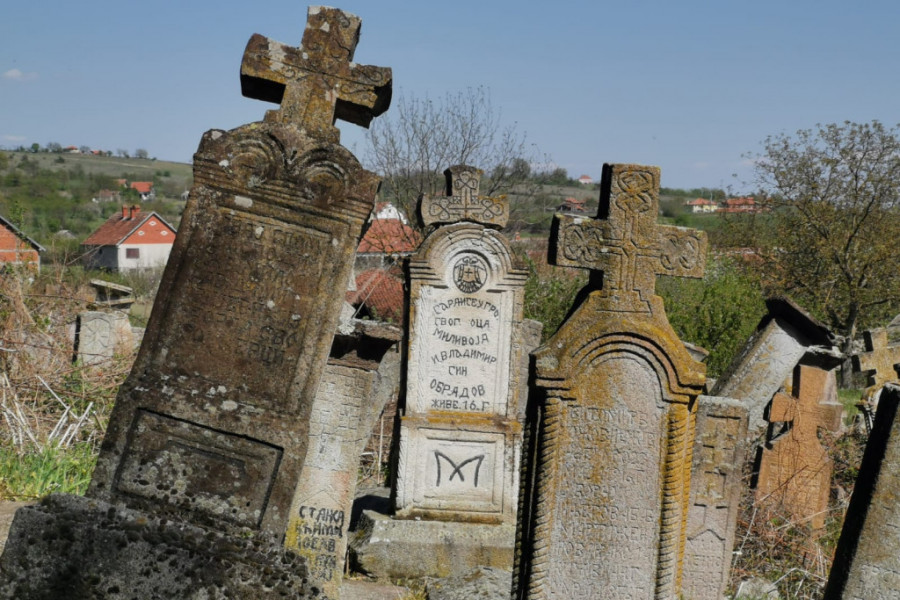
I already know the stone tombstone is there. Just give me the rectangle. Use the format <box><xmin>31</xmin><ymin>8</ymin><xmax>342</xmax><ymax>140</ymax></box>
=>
<box><xmin>395</xmin><ymin>165</ymin><xmax>535</xmax><ymax>524</ymax></box>
<box><xmin>824</xmin><ymin>383</ymin><xmax>900</xmax><ymax>599</ymax></box>
<box><xmin>514</xmin><ymin>164</ymin><xmax>709</xmax><ymax>600</ymax></box>
<box><xmin>76</xmin><ymin>310</ymin><xmax>134</xmax><ymax>365</ymax></box>
<box><xmin>0</xmin><ymin>7</ymin><xmax>391</xmax><ymax>599</ymax></box>
<box><xmin>682</xmin><ymin>395</ymin><xmax>749</xmax><ymax>600</ymax></box>
<box><xmin>712</xmin><ymin>296</ymin><xmax>838</xmax><ymax>438</ymax></box>
<box><xmin>287</xmin><ymin>319</ymin><xmax>401</xmax><ymax>598</ymax></box>
<box><xmin>755</xmin><ymin>364</ymin><xmax>843</xmax><ymax>530</ymax></box>
<box><xmin>854</xmin><ymin>328</ymin><xmax>900</xmax><ymax>402</ymax></box>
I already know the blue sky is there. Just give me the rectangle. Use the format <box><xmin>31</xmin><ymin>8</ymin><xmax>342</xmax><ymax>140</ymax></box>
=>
<box><xmin>3</xmin><ymin>0</ymin><xmax>899</xmax><ymax>190</ymax></box>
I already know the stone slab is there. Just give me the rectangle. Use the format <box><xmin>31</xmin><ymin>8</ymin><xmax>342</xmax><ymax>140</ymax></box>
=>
<box><xmin>349</xmin><ymin>509</ymin><xmax>515</xmax><ymax>581</ymax></box>
<box><xmin>824</xmin><ymin>384</ymin><xmax>900</xmax><ymax>599</ymax></box>
<box><xmin>0</xmin><ymin>494</ymin><xmax>319</xmax><ymax>600</ymax></box>
<box><xmin>683</xmin><ymin>395</ymin><xmax>749</xmax><ymax>600</ymax></box>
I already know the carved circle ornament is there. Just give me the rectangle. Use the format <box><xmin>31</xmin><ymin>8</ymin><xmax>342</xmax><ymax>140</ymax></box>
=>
<box><xmin>660</xmin><ymin>232</ymin><xmax>702</xmax><ymax>272</ymax></box>
<box><xmin>562</xmin><ymin>224</ymin><xmax>605</xmax><ymax>263</ymax></box>
<box><xmin>452</xmin><ymin>254</ymin><xmax>489</xmax><ymax>294</ymax></box>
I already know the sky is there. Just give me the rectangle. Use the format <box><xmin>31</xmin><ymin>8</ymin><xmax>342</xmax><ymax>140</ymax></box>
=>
<box><xmin>3</xmin><ymin>0</ymin><xmax>900</xmax><ymax>191</ymax></box>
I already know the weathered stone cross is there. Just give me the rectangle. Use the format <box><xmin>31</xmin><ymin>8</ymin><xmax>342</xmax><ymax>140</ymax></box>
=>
<box><xmin>769</xmin><ymin>366</ymin><xmax>843</xmax><ymax>446</ymax></box>
<box><xmin>759</xmin><ymin>364</ymin><xmax>842</xmax><ymax>529</ymax></box>
<box><xmin>550</xmin><ymin>163</ymin><xmax>708</xmax><ymax>311</ymax></box>
<box><xmin>419</xmin><ymin>165</ymin><xmax>508</xmax><ymax>228</ymax></box>
<box><xmin>854</xmin><ymin>328</ymin><xmax>900</xmax><ymax>399</ymax></box>
<box><xmin>241</xmin><ymin>6</ymin><xmax>392</xmax><ymax>141</ymax></box>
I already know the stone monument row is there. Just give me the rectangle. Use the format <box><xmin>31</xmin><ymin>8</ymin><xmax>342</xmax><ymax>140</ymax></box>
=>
<box><xmin>0</xmin><ymin>6</ymin><xmax>391</xmax><ymax>599</ymax></box>
<box><xmin>350</xmin><ymin>166</ymin><xmax>542</xmax><ymax>580</ymax></box>
<box><xmin>513</xmin><ymin>163</ymin><xmax>709</xmax><ymax>600</ymax></box>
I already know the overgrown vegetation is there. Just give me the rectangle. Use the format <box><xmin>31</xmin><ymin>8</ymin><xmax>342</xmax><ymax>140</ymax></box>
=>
<box><xmin>0</xmin><ymin>266</ymin><xmax>138</xmax><ymax>500</ymax></box>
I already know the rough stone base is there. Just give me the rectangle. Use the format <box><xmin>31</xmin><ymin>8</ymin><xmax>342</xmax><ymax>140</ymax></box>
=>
<box><xmin>0</xmin><ymin>494</ymin><xmax>321</xmax><ymax>600</ymax></box>
<box><xmin>348</xmin><ymin>509</ymin><xmax>515</xmax><ymax>581</ymax></box>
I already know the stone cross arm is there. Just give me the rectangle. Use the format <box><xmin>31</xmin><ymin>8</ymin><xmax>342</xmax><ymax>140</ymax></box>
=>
<box><xmin>241</xmin><ymin>6</ymin><xmax>392</xmax><ymax>140</ymax></box>
<box><xmin>550</xmin><ymin>163</ymin><xmax>707</xmax><ymax>312</ymax></box>
<box><xmin>854</xmin><ymin>328</ymin><xmax>900</xmax><ymax>392</ymax></box>
<box><xmin>769</xmin><ymin>365</ymin><xmax>843</xmax><ymax>441</ymax></box>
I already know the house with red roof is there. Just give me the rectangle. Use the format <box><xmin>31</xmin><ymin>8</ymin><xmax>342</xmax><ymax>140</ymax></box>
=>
<box><xmin>558</xmin><ymin>197</ymin><xmax>588</xmax><ymax>213</ymax></box>
<box><xmin>81</xmin><ymin>205</ymin><xmax>176</xmax><ymax>271</ymax></box>
<box><xmin>355</xmin><ymin>203</ymin><xmax>421</xmax><ymax>271</ymax></box>
<box><xmin>578</xmin><ymin>174</ymin><xmax>594</xmax><ymax>185</ymax></box>
<box><xmin>129</xmin><ymin>181</ymin><xmax>155</xmax><ymax>201</ymax></box>
<box><xmin>685</xmin><ymin>198</ymin><xmax>719</xmax><ymax>213</ymax></box>
<box><xmin>719</xmin><ymin>197</ymin><xmax>759</xmax><ymax>213</ymax></box>
<box><xmin>0</xmin><ymin>214</ymin><xmax>44</xmax><ymax>270</ymax></box>
<box><xmin>346</xmin><ymin>267</ymin><xmax>405</xmax><ymax>323</ymax></box>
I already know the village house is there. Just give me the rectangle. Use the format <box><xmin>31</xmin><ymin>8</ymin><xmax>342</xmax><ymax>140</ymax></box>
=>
<box><xmin>685</xmin><ymin>198</ymin><xmax>719</xmax><ymax>213</ymax></box>
<box><xmin>81</xmin><ymin>205</ymin><xmax>176</xmax><ymax>271</ymax></box>
<box><xmin>354</xmin><ymin>202</ymin><xmax>420</xmax><ymax>272</ymax></box>
<box><xmin>0</xmin><ymin>214</ymin><xmax>44</xmax><ymax>270</ymax></box>
<box><xmin>129</xmin><ymin>181</ymin><xmax>155</xmax><ymax>201</ymax></box>
<box><xmin>577</xmin><ymin>174</ymin><xmax>594</xmax><ymax>185</ymax></box>
<box><xmin>719</xmin><ymin>197</ymin><xmax>759</xmax><ymax>213</ymax></box>
<box><xmin>558</xmin><ymin>197</ymin><xmax>588</xmax><ymax>213</ymax></box>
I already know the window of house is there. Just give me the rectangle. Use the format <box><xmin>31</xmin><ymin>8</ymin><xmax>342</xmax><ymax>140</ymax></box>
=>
<box><xmin>126</xmin><ymin>248</ymin><xmax>140</xmax><ymax>259</ymax></box>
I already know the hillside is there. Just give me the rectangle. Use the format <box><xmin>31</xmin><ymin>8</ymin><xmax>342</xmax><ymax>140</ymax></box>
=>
<box><xmin>0</xmin><ymin>151</ymin><xmax>191</xmax><ymax>260</ymax></box>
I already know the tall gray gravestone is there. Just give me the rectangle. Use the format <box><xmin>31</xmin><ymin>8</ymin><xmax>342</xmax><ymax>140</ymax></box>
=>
<box><xmin>513</xmin><ymin>163</ymin><xmax>709</xmax><ymax>600</ymax></box>
<box><xmin>350</xmin><ymin>166</ymin><xmax>541</xmax><ymax>581</ymax></box>
<box><xmin>288</xmin><ymin>319</ymin><xmax>401</xmax><ymax>598</ymax></box>
<box><xmin>824</xmin><ymin>384</ymin><xmax>900</xmax><ymax>599</ymax></box>
<box><xmin>682</xmin><ymin>395</ymin><xmax>749</xmax><ymax>600</ymax></box>
<box><xmin>0</xmin><ymin>7</ymin><xmax>391</xmax><ymax>599</ymax></box>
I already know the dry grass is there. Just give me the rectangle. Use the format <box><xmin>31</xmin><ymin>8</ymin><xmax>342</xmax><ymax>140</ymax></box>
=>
<box><xmin>729</xmin><ymin>428</ymin><xmax>867</xmax><ymax>599</ymax></box>
<box><xmin>0</xmin><ymin>266</ymin><xmax>136</xmax><ymax>499</ymax></box>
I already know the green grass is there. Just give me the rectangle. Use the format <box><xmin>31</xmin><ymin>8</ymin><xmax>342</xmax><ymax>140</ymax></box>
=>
<box><xmin>0</xmin><ymin>442</ymin><xmax>97</xmax><ymax>500</ymax></box>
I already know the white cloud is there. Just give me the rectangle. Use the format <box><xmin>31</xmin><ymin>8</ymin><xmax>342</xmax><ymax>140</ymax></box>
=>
<box><xmin>2</xmin><ymin>135</ymin><xmax>26</xmax><ymax>142</ymax></box>
<box><xmin>3</xmin><ymin>68</ymin><xmax>37</xmax><ymax>81</ymax></box>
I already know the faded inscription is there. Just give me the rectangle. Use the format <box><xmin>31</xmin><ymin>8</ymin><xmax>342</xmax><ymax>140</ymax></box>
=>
<box><xmin>161</xmin><ymin>208</ymin><xmax>329</xmax><ymax>412</ymax></box>
<box><xmin>547</xmin><ymin>356</ymin><xmax>664</xmax><ymax>599</ymax></box>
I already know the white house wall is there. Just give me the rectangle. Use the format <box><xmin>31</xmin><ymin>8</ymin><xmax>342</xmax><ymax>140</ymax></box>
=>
<box><xmin>116</xmin><ymin>243</ymin><xmax>172</xmax><ymax>271</ymax></box>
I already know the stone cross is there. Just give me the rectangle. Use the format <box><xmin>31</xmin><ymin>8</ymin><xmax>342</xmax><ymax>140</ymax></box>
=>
<box><xmin>756</xmin><ymin>365</ymin><xmax>843</xmax><ymax>529</ymax></box>
<box><xmin>514</xmin><ymin>163</ymin><xmax>709</xmax><ymax>600</ymax></box>
<box><xmin>551</xmin><ymin>163</ymin><xmax>707</xmax><ymax>312</ymax></box>
<box><xmin>419</xmin><ymin>165</ymin><xmax>508</xmax><ymax>228</ymax></box>
<box><xmin>241</xmin><ymin>6</ymin><xmax>392</xmax><ymax>141</ymax></box>
<box><xmin>854</xmin><ymin>328</ymin><xmax>900</xmax><ymax>400</ymax></box>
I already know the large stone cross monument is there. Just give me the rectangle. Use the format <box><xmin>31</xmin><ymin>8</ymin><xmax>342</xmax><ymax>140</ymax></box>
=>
<box><xmin>0</xmin><ymin>7</ymin><xmax>390</xmax><ymax>599</ymax></box>
<box><xmin>514</xmin><ymin>163</ymin><xmax>708</xmax><ymax>600</ymax></box>
<box><xmin>241</xmin><ymin>6</ymin><xmax>391</xmax><ymax>141</ymax></box>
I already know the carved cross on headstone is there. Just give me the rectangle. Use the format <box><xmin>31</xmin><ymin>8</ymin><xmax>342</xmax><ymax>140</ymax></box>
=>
<box><xmin>419</xmin><ymin>165</ymin><xmax>508</xmax><ymax>228</ymax></box>
<box><xmin>550</xmin><ymin>163</ymin><xmax>708</xmax><ymax>312</ymax></box>
<box><xmin>241</xmin><ymin>6</ymin><xmax>392</xmax><ymax>142</ymax></box>
<box><xmin>758</xmin><ymin>364</ymin><xmax>843</xmax><ymax>529</ymax></box>
<box><xmin>854</xmin><ymin>328</ymin><xmax>900</xmax><ymax>399</ymax></box>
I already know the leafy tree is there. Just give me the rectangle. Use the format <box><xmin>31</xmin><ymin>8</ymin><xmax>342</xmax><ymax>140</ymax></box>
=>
<box><xmin>659</xmin><ymin>258</ymin><xmax>766</xmax><ymax>377</ymax></box>
<box><xmin>365</xmin><ymin>86</ymin><xmax>544</xmax><ymax>228</ymax></box>
<box><xmin>734</xmin><ymin>120</ymin><xmax>900</xmax><ymax>354</ymax></box>
<box><xmin>30</xmin><ymin>143</ymin><xmax>40</xmax><ymax>153</ymax></box>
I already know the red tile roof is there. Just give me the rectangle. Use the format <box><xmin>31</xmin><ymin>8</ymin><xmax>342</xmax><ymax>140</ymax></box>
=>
<box><xmin>130</xmin><ymin>181</ymin><xmax>153</xmax><ymax>194</ymax></box>
<box><xmin>357</xmin><ymin>219</ymin><xmax>421</xmax><ymax>254</ymax></box>
<box><xmin>346</xmin><ymin>268</ymin><xmax>405</xmax><ymax>323</ymax></box>
<box><xmin>83</xmin><ymin>207</ymin><xmax>174</xmax><ymax>246</ymax></box>
<box><xmin>686</xmin><ymin>198</ymin><xmax>718</xmax><ymax>206</ymax></box>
